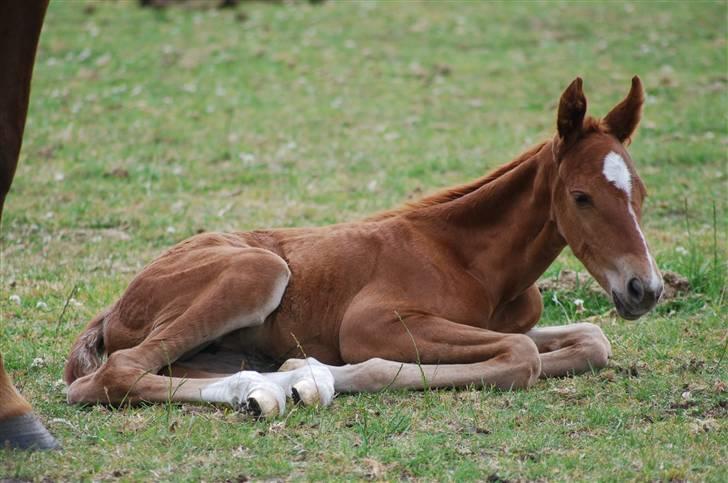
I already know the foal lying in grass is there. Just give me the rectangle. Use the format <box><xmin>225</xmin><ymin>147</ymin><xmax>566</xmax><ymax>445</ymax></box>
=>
<box><xmin>65</xmin><ymin>77</ymin><xmax>662</xmax><ymax>417</ymax></box>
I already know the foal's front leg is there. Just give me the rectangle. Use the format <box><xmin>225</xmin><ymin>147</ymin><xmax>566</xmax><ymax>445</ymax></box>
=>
<box><xmin>526</xmin><ymin>323</ymin><xmax>612</xmax><ymax>377</ymax></box>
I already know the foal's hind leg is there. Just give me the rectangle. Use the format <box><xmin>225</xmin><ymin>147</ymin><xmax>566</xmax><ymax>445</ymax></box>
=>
<box><xmin>526</xmin><ymin>323</ymin><xmax>612</xmax><ymax>377</ymax></box>
<box><xmin>67</xmin><ymin>248</ymin><xmax>294</xmax><ymax>416</ymax></box>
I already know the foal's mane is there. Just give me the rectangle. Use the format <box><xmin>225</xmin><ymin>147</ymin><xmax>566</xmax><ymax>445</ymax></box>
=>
<box><xmin>366</xmin><ymin>141</ymin><xmax>548</xmax><ymax>221</ymax></box>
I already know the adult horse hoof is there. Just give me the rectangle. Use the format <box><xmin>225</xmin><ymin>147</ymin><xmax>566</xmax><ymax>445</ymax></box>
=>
<box><xmin>0</xmin><ymin>413</ymin><xmax>60</xmax><ymax>450</ymax></box>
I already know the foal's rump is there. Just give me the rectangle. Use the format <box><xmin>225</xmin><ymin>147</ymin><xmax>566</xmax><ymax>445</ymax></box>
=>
<box><xmin>64</xmin><ymin>231</ymin><xmax>291</xmax><ymax>385</ymax></box>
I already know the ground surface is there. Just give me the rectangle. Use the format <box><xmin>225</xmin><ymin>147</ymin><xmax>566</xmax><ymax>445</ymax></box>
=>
<box><xmin>1</xmin><ymin>1</ymin><xmax>726</xmax><ymax>481</ymax></box>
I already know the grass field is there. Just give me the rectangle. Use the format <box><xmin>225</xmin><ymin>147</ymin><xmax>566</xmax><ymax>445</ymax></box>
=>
<box><xmin>1</xmin><ymin>0</ymin><xmax>726</xmax><ymax>480</ymax></box>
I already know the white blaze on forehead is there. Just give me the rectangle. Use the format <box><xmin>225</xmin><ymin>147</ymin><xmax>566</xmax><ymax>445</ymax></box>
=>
<box><xmin>602</xmin><ymin>151</ymin><xmax>632</xmax><ymax>197</ymax></box>
<box><xmin>601</xmin><ymin>151</ymin><xmax>663</xmax><ymax>292</ymax></box>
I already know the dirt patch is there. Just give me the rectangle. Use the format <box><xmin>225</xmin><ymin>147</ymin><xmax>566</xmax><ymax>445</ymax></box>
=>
<box><xmin>538</xmin><ymin>269</ymin><xmax>604</xmax><ymax>296</ymax></box>
<box><xmin>661</xmin><ymin>271</ymin><xmax>691</xmax><ymax>299</ymax></box>
<box><xmin>538</xmin><ymin>269</ymin><xmax>690</xmax><ymax>301</ymax></box>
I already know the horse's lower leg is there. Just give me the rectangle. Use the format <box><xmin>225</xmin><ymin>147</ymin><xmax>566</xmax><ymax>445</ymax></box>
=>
<box><xmin>68</xmin><ymin>357</ymin><xmax>335</xmax><ymax>417</ymax></box>
<box><xmin>283</xmin><ymin>348</ymin><xmax>540</xmax><ymax>395</ymax></box>
<box><xmin>338</xmin><ymin>311</ymin><xmax>542</xmax><ymax>391</ymax></box>
<box><xmin>526</xmin><ymin>322</ymin><xmax>611</xmax><ymax>377</ymax></box>
<box><xmin>0</xmin><ymin>354</ymin><xmax>58</xmax><ymax>450</ymax></box>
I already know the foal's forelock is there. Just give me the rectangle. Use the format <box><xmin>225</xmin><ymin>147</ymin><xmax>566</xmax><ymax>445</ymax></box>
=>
<box><xmin>601</xmin><ymin>151</ymin><xmax>661</xmax><ymax>292</ymax></box>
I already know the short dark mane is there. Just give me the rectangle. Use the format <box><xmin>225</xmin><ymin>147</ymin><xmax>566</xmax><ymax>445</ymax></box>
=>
<box><xmin>366</xmin><ymin>141</ymin><xmax>548</xmax><ymax>221</ymax></box>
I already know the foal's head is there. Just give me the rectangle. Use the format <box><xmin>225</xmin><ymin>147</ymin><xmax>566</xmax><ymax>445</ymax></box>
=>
<box><xmin>551</xmin><ymin>76</ymin><xmax>662</xmax><ymax>320</ymax></box>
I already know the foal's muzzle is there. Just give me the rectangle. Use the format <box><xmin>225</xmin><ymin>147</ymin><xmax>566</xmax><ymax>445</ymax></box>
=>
<box><xmin>612</xmin><ymin>277</ymin><xmax>663</xmax><ymax>320</ymax></box>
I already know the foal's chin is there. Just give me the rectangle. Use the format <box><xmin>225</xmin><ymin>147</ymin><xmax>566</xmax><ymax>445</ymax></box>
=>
<box><xmin>611</xmin><ymin>291</ymin><xmax>656</xmax><ymax>321</ymax></box>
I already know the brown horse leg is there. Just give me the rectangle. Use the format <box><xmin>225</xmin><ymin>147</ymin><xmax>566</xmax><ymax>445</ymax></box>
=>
<box><xmin>0</xmin><ymin>355</ymin><xmax>58</xmax><ymax>450</ymax></box>
<box><xmin>0</xmin><ymin>0</ymin><xmax>52</xmax><ymax>449</ymax></box>
<box><xmin>526</xmin><ymin>323</ymin><xmax>612</xmax><ymax>377</ymax></box>
<box><xmin>0</xmin><ymin>1</ymin><xmax>49</xmax><ymax>220</ymax></box>
<box><xmin>279</xmin><ymin>356</ymin><xmax>535</xmax><ymax>394</ymax></box>
<box><xmin>338</xmin><ymin>311</ymin><xmax>542</xmax><ymax>390</ymax></box>
<box><xmin>281</xmin><ymin>351</ymin><xmax>542</xmax><ymax>394</ymax></box>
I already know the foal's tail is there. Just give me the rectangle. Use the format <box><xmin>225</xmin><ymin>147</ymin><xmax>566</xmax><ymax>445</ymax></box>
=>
<box><xmin>63</xmin><ymin>309</ymin><xmax>108</xmax><ymax>385</ymax></box>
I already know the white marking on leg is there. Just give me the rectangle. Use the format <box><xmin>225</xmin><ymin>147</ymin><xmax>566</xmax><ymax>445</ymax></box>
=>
<box><xmin>199</xmin><ymin>358</ymin><xmax>335</xmax><ymax>416</ymax></box>
<box><xmin>201</xmin><ymin>371</ymin><xmax>286</xmax><ymax>416</ymax></box>
<box><xmin>271</xmin><ymin>358</ymin><xmax>335</xmax><ymax>406</ymax></box>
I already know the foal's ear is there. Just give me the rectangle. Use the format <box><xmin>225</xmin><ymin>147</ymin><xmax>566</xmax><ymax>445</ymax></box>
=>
<box><xmin>557</xmin><ymin>77</ymin><xmax>587</xmax><ymax>142</ymax></box>
<box><xmin>604</xmin><ymin>76</ymin><xmax>644</xmax><ymax>143</ymax></box>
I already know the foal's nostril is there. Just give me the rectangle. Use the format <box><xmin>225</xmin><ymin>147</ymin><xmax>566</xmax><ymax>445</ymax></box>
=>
<box><xmin>627</xmin><ymin>277</ymin><xmax>644</xmax><ymax>303</ymax></box>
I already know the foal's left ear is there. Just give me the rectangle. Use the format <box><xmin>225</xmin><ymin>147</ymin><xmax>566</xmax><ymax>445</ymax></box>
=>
<box><xmin>557</xmin><ymin>77</ymin><xmax>587</xmax><ymax>143</ymax></box>
<box><xmin>604</xmin><ymin>76</ymin><xmax>645</xmax><ymax>143</ymax></box>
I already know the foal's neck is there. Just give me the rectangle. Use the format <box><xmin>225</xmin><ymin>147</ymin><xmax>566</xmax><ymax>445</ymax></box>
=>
<box><xmin>411</xmin><ymin>141</ymin><xmax>565</xmax><ymax>303</ymax></box>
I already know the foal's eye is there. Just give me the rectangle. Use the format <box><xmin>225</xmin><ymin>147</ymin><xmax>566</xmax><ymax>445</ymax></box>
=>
<box><xmin>572</xmin><ymin>191</ymin><xmax>592</xmax><ymax>207</ymax></box>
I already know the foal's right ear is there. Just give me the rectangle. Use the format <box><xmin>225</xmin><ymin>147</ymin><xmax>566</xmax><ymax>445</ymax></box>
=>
<box><xmin>557</xmin><ymin>77</ymin><xmax>587</xmax><ymax>143</ymax></box>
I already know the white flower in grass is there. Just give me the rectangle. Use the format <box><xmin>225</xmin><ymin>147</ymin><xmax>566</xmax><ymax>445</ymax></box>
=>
<box><xmin>239</xmin><ymin>152</ymin><xmax>256</xmax><ymax>163</ymax></box>
<box><xmin>36</xmin><ymin>301</ymin><xmax>49</xmax><ymax>310</ymax></box>
<box><xmin>676</xmin><ymin>246</ymin><xmax>688</xmax><ymax>256</ymax></box>
<box><xmin>9</xmin><ymin>294</ymin><xmax>21</xmax><ymax>305</ymax></box>
<box><xmin>573</xmin><ymin>298</ymin><xmax>585</xmax><ymax>313</ymax></box>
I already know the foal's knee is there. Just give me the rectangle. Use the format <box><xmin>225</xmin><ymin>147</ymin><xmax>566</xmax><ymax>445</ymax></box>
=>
<box><xmin>505</xmin><ymin>334</ymin><xmax>541</xmax><ymax>389</ymax></box>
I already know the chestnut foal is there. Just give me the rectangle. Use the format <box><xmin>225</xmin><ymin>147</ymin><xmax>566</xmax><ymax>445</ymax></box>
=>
<box><xmin>65</xmin><ymin>77</ymin><xmax>662</xmax><ymax>417</ymax></box>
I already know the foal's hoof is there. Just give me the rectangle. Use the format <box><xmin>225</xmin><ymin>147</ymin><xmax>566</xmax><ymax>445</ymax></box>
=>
<box><xmin>291</xmin><ymin>386</ymin><xmax>302</xmax><ymax>405</ymax></box>
<box><xmin>286</xmin><ymin>358</ymin><xmax>335</xmax><ymax>407</ymax></box>
<box><xmin>244</xmin><ymin>397</ymin><xmax>262</xmax><ymax>418</ymax></box>
<box><xmin>245</xmin><ymin>389</ymin><xmax>283</xmax><ymax>418</ymax></box>
<box><xmin>291</xmin><ymin>379</ymin><xmax>325</xmax><ymax>406</ymax></box>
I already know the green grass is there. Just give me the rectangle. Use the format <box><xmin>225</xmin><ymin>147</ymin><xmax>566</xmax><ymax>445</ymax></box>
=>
<box><xmin>1</xmin><ymin>0</ymin><xmax>726</xmax><ymax>480</ymax></box>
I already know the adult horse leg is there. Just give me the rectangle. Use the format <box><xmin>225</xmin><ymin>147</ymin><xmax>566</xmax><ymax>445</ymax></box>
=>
<box><xmin>0</xmin><ymin>355</ymin><xmax>58</xmax><ymax>450</ymax></box>
<box><xmin>0</xmin><ymin>0</ymin><xmax>53</xmax><ymax>450</ymax></box>
<box><xmin>0</xmin><ymin>1</ymin><xmax>49</xmax><ymax>218</ymax></box>
<box><xmin>526</xmin><ymin>323</ymin><xmax>612</xmax><ymax>377</ymax></box>
<box><xmin>66</xmin><ymin>247</ymin><xmax>333</xmax><ymax>416</ymax></box>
